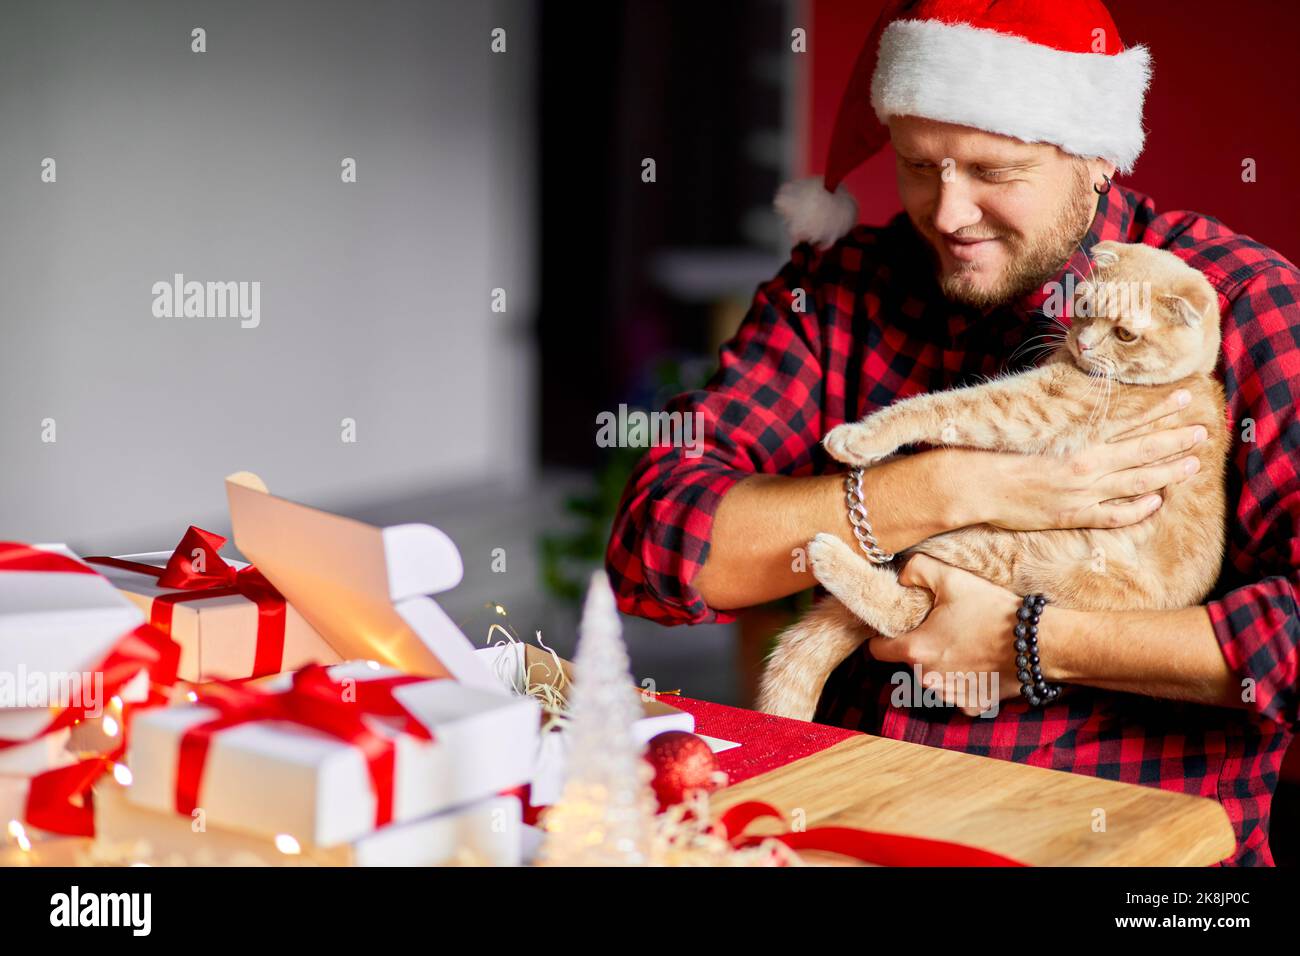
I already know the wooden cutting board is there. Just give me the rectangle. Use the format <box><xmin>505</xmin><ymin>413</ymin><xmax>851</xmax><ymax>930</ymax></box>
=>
<box><xmin>711</xmin><ymin>734</ymin><xmax>1236</xmax><ymax>866</ymax></box>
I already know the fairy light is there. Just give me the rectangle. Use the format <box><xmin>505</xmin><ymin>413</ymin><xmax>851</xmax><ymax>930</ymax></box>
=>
<box><xmin>186</xmin><ymin>691</ymin><xmax>198</xmax><ymax>703</ymax></box>
<box><xmin>365</xmin><ymin>660</ymin><xmax>382</xmax><ymax>670</ymax></box>
<box><xmin>8</xmin><ymin>820</ymin><xmax>31</xmax><ymax>853</ymax></box>
<box><xmin>274</xmin><ymin>833</ymin><xmax>301</xmax><ymax>855</ymax></box>
<box><xmin>112</xmin><ymin>763</ymin><xmax>133</xmax><ymax>787</ymax></box>
<box><xmin>102</xmin><ymin>714</ymin><xmax>120</xmax><ymax>738</ymax></box>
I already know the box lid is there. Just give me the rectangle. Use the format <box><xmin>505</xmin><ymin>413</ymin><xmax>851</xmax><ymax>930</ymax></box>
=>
<box><xmin>224</xmin><ymin>472</ymin><xmax>499</xmax><ymax>690</ymax></box>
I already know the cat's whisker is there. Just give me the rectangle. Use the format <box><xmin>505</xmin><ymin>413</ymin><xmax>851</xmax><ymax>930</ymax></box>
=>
<box><xmin>1007</xmin><ymin>330</ymin><xmax>1068</xmax><ymax>367</ymax></box>
<box><xmin>1028</xmin><ymin>306</ymin><xmax>1071</xmax><ymax>334</ymax></box>
<box><xmin>1075</xmin><ymin>240</ymin><xmax>1097</xmax><ymax>282</ymax></box>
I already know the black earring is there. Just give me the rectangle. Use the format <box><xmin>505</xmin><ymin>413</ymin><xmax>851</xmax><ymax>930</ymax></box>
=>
<box><xmin>1093</xmin><ymin>174</ymin><xmax>1112</xmax><ymax>195</ymax></box>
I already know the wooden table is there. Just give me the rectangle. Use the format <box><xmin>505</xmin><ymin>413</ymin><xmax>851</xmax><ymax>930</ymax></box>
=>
<box><xmin>711</xmin><ymin>734</ymin><xmax>1237</xmax><ymax>866</ymax></box>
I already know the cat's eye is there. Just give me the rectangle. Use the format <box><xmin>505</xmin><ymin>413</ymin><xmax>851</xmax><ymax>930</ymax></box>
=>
<box><xmin>1113</xmin><ymin>326</ymin><xmax>1138</xmax><ymax>343</ymax></box>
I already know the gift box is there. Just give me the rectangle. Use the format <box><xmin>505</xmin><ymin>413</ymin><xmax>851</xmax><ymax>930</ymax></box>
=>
<box><xmin>223</xmin><ymin>472</ymin><xmax>504</xmax><ymax>691</ymax></box>
<box><xmin>0</xmin><ymin>729</ymin><xmax>74</xmax><ymax>776</ymax></box>
<box><xmin>87</xmin><ymin>528</ymin><xmax>341</xmax><ymax>683</ymax></box>
<box><xmin>93</xmin><ymin>780</ymin><xmax>522</xmax><ymax>866</ymax></box>
<box><xmin>126</xmin><ymin>660</ymin><xmax>539</xmax><ymax>848</ymax></box>
<box><xmin>477</xmin><ymin>642</ymin><xmax>695</xmax><ymax>806</ymax></box>
<box><xmin>0</xmin><ymin>543</ymin><xmax>150</xmax><ymax>710</ymax></box>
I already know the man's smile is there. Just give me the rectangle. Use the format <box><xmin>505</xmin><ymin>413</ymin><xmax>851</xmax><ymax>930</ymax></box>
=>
<box><xmin>942</xmin><ymin>234</ymin><xmax>1003</xmax><ymax>262</ymax></box>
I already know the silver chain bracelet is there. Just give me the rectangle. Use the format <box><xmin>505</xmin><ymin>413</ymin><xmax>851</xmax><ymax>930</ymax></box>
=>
<box><xmin>843</xmin><ymin>466</ymin><xmax>895</xmax><ymax>564</ymax></box>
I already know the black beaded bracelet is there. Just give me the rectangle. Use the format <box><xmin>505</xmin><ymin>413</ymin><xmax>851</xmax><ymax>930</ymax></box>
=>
<box><xmin>1014</xmin><ymin>593</ymin><xmax>1061</xmax><ymax>707</ymax></box>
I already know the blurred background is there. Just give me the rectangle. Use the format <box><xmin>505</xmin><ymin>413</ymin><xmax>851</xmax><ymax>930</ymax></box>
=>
<box><xmin>2</xmin><ymin>0</ymin><xmax>1298</xmax><ymax>854</ymax></box>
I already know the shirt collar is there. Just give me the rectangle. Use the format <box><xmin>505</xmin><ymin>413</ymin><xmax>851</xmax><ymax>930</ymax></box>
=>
<box><xmin>1012</xmin><ymin>184</ymin><xmax>1138</xmax><ymax>320</ymax></box>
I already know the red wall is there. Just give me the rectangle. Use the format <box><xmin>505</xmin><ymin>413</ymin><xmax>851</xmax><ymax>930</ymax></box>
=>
<box><xmin>804</xmin><ymin>0</ymin><xmax>1300</xmax><ymax>266</ymax></box>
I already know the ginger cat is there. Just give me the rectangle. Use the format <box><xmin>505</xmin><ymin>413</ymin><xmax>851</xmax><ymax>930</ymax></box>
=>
<box><xmin>758</xmin><ymin>241</ymin><xmax>1230</xmax><ymax>721</ymax></box>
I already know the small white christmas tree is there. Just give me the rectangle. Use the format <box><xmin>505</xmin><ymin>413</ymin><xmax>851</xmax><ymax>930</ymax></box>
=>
<box><xmin>538</xmin><ymin>570</ymin><xmax>657</xmax><ymax>866</ymax></box>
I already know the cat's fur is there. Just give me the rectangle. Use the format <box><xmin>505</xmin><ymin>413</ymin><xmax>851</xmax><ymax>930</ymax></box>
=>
<box><xmin>758</xmin><ymin>241</ymin><xmax>1230</xmax><ymax>720</ymax></box>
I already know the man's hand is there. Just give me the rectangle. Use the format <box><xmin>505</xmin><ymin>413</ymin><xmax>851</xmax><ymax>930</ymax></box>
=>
<box><xmin>867</xmin><ymin>553</ymin><xmax>1026</xmax><ymax>716</ymax></box>
<box><xmin>947</xmin><ymin>388</ymin><xmax>1209</xmax><ymax>531</ymax></box>
<box><xmin>866</xmin><ymin>552</ymin><xmax>1246</xmax><ymax>713</ymax></box>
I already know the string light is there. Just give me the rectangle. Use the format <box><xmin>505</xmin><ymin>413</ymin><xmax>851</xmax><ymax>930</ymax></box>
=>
<box><xmin>274</xmin><ymin>833</ymin><xmax>301</xmax><ymax>855</ymax></box>
<box><xmin>7</xmin><ymin>820</ymin><xmax>32</xmax><ymax>853</ymax></box>
<box><xmin>112</xmin><ymin>763</ymin><xmax>133</xmax><ymax>786</ymax></box>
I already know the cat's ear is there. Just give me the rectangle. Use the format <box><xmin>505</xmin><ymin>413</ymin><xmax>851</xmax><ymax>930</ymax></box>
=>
<box><xmin>1090</xmin><ymin>241</ymin><xmax>1122</xmax><ymax>269</ymax></box>
<box><xmin>1160</xmin><ymin>291</ymin><xmax>1209</xmax><ymax>327</ymax></box>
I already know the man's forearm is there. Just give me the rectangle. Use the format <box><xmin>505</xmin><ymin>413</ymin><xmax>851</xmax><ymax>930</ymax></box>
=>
<box><xmin>693</xmin><ymin>450</ymin><xmax>967</xmax><ymax>611</ymax></box>
<box><xmin>1041</xmin><ymin>604</ymin><xmax>1246</xmax><ymax>709</ymax></box>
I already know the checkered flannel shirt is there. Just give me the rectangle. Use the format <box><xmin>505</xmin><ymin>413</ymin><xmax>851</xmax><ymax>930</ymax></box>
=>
<box><xmin>606</xmin><ymin>184</ymin><xmax>1300</xmax><ymax>866</ymax></box>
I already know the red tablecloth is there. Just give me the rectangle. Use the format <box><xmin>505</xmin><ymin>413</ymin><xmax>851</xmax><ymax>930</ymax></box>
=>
<box><xmin>657</xmin><ymin>695</ymin><xmax>862</xmax><ymax>787</ymax></box>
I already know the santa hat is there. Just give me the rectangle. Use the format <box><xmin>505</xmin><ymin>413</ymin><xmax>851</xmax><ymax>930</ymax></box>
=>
<box><xmin>776</xmin><ymin>0</ymin><xmax>1152</xmax><ymax>248</ymax></box>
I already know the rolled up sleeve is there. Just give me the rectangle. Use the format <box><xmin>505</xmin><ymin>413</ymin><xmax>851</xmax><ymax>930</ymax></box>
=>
<box><xmin>605</xmin><ymin>250</ymin><xmax>828</xmax><ymax>625</ymax></box>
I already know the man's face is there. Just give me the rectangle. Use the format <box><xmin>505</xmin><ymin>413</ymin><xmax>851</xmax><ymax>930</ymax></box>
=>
<box><xmin>889</xmin><ymin>115</ymin><xmax>1101</xmax><ymax>308</ymax></box>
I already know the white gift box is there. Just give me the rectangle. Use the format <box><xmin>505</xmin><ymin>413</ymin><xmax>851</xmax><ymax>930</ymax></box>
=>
<box><xmin>0</xmin><ymin>728</ymin><xmax>74</xmax><ymax>776</ymax></box>
<box><xmin>0</xmin><ymin>545</ymin><xmax>147</xmax><ymax>710</ymax></box>
<box><xmin>94</xmin><ymin>781</ymin><xmax>522</xmax><ymax>866</ymax></box>
<box><xmin>126</xmin><ymin>660</ymin><xmax>539</xmax><ymax>847</ymax></box>
<box><xmin>476</xmin><ymin>643</ymin><xmax>695</xmax><ymax>806</ymax></box>
<box><xmin>224</xmin><ymin>472</ymin><xmax>503</xmax><ymax>691</ymax></box>
<box><xmin>90</xmin><ymin>551</ymin><xmax>341</xmax><ymax>683</ymax></box>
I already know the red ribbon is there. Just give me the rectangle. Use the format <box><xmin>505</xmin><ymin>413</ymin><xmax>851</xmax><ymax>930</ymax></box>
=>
<box><xmin>87</xmin><ymin>525</ymin><xmax>288</xmax><ymax>679</ymax></box>
<box><xmin>18</xmin><ymin>623</ymin><xmax>182</xmax><ymax>836</ymax></box>
<box><xmin>0</xmin><ymin>543</ymin><xmax>183</xmax><ymax>834</ymax></box>
<box><xmin>717</xmin><ymin>800</ymin><xmax>1028</xmax><ymax>867</ymax></box>
<box><xmin>0</xmin><ymin>541</ymin><xmax>100</xmax><ymax>576</ymax></box>
<box><xmin>173</xmin><ymin>664</ymin><xmax>433</xmax><ymax>829</ymax></box>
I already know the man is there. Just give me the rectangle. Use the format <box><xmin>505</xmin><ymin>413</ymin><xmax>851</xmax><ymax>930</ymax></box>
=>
<box><xmin>606</xmin><ymin>0</ymin><xmax>1300</xmax><ymax>865</ymax></box>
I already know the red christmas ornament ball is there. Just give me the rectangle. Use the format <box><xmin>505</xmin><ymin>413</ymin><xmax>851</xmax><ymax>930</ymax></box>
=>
<box><xmin>644</xmin><ymin>731</ymin><xmax>723</xmax><ymax>809</ymax></box>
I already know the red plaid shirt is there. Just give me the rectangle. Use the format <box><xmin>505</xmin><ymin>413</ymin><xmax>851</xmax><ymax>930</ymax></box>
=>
<box><xmin>606</xmin><ymin>184</ymin><xmax>1300</xmax><ymax>866</ymax></box>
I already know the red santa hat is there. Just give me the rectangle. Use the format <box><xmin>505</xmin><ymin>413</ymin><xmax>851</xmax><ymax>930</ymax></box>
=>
<box><xmin>776</xmin><ymin>0</ymin><xmax>1152</xmax><ymax>248</ymax></box>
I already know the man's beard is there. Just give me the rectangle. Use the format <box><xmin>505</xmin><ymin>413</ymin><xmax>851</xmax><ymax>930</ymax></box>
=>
<box><xmin>930</xmin><ymin>164</ymin><xmax>1096</xmax><ymax>309</ymax></box>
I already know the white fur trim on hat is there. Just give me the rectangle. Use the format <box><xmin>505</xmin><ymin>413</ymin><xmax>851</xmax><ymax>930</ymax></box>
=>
<box><xmin>871</xmin><ymin>19</ymin><xmax>1152</xmax><ymax>174</ymax></box>
<box><xmin>774</xmin><ymin>177</ymin><xmax>859</xmax><ymax>249</ymax></box>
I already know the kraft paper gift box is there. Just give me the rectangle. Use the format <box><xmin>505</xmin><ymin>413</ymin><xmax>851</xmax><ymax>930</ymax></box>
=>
<box><xmin>93</xmin><ymin>780</ymin><xmax>522</xmax><ymax>866</ymax></box>
<box><xmin>476</xmin><ymin>642</ymin><xmax>695</xmax><ymax>806</ymax></box>
<box><xmin>125</xmin><ymin>660</ymin><xmax>539</xmax><ymax>848</ymax></box>
<box><xmin>88</xmin><ymin>548</ymin><xmax>341</xmax><ymax>684</ymax></box>
<box><xmin>0</xmin><ymin>544</ymin><xmax>149</xmax><ymax>710</ymax></box>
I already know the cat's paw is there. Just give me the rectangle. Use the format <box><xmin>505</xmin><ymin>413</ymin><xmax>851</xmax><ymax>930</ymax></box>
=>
<box><xmin>807</xmin><ymin>532</ymin><xmax>862</xmax><ymax>591</ymax></box>
<box><xmin>823</xmin><ymin>421</ymin><xmax>896</xmax><ymax>466</ymax></box>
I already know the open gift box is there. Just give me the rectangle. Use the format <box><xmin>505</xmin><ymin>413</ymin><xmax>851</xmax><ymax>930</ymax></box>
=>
<box><xmin>115</xmin><ymin>473</ymin><xmax>540</xmax><ymax>849</ymax></box>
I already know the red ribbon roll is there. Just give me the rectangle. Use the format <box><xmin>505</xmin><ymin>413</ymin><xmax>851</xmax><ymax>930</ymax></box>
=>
<box><xmin>718</xmin><ymin>800</ymin><xmax>1028</xmax><ymax>867</ymax></box>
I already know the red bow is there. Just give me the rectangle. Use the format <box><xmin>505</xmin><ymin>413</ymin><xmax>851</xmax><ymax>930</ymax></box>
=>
<box><xmin>19</xmin><ymin>623</ymin><xmax>181</xmax><ymax>836</ymax></box>
<box><xmin>87</xmin><ymin>526</ymin><xmax>288</xmax><ymax>678</ymax></box>
<box><xmin>174</xmin><ymin>664</ymin><xmax>434</xmax><ymax>830</ymax></box>
<box><xmin>718</xmin><ymin>800</ymin><xmax>1027</xmax><ymax>867</ymax></box>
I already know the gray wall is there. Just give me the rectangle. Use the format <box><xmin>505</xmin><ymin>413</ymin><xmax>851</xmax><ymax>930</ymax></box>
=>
<box><xmin>0</xmin><ymin>0</ymin><xmax>536</xmax><ymax>553</ymax></box>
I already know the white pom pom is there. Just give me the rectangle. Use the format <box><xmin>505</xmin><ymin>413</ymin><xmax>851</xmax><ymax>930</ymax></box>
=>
<box><xmin>774</xmin><ymin>178</ymin><xmax>858</xmax><ymax>249</ymax></box>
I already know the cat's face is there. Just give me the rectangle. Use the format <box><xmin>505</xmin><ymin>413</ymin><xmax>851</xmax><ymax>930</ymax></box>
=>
<box><xmin>1065</xmin><ymin>241</ymin><xmax>1221</xmax><ymax>385</ymax></box>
